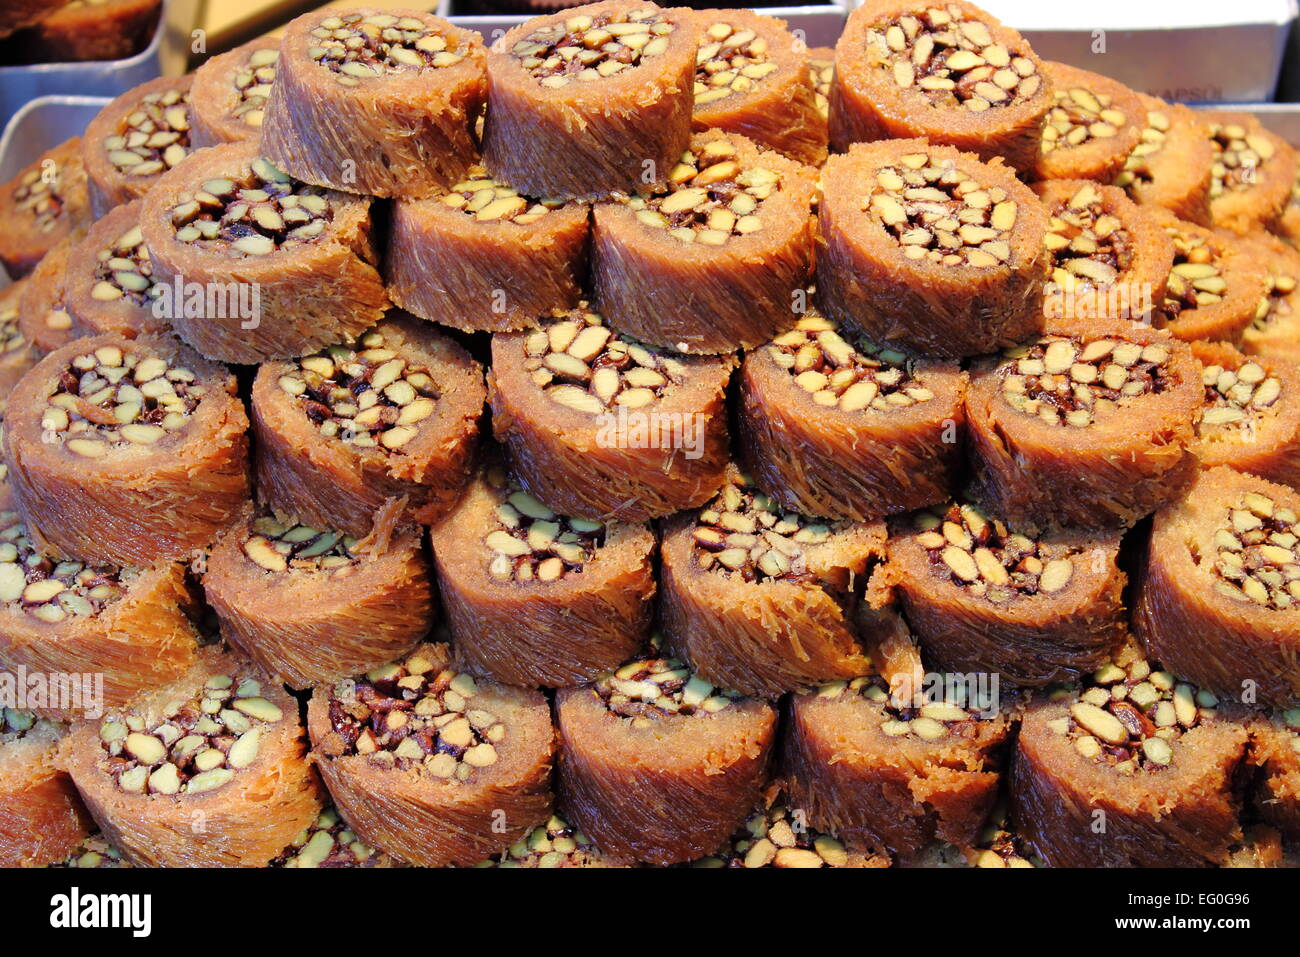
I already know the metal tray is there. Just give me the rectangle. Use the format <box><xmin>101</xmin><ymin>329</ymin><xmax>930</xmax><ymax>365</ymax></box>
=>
<box><xmin>0</xmin><ymin>0</ymin><xmax>199</xmax><ymax>131</ymax></box>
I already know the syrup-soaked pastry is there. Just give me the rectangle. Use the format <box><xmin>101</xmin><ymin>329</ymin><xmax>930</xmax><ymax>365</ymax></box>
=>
<box><xmin>63</xmin><ymin>200</ymin><xmax>170</xmax><ymax>339</ymax></box>
<box><xmin>1034</xmin><ymin>61</ymin><xmax>1142</xmax><ymax>183</ymax></box>
<box><xmin>592</xmin><ymin>128</ymin><xmax>816</xmax><ymax>354</ymax></box>
<box><xmin>737</xmin><ymin>308</ymin><xmax>964</xmax><ymax>522</ymax></box>
<box><xmin>1276</xmin><ymin>165</ymin><xmax>1300</xmax><ymax>247</ymax></box>
<box><xmin>882</xmin><ymin>500</ymin><xmax>1126</xmax><ymax>686</ymax></box>
<box><xmin>307</xmin><ymin>643</ymin><xmax>556</xmax><ymax>867</ymax></box>
<box><xmin>829</xmin><ymin>0</ymin><xmax>1052</xmax><ymax>174</ymax></box>
<box><xmin>3</xmin><ymin>333</ymin><xmax>250</xmax><ymax>566</ymax></box>
<box><xmin>251</xmin><ymin>313</ymin><xmax>485</xmax><ymax>537</ymax></box>
<box><xmin>16</xmin><ymin>230</ymin><xmax>81</xmax><ymax>355</ymax></box>
<box><xmin>482</xmin><ymin>0</ymin><xmax>698</xmax><ymax>202</ymax></box>
<box><xmin>1113</xmin><ymin>95</ymin><xmax>1214</xmax><ymax>225</ymax></box>
<box><xmin>429</xmin><ymin>464</ymin><xmax>655</xmax><ymax>688</ymax></box>
<box><xmin>261</xmin><ymin>8</ymin><xmax>486</xmax><ymax>199</ymax></box>
<box><xmin>660</xmin><ymin>469</ymin><xmax>886</xmax><ymax>697</ymax></box>
<box><xmin>1134</xmin><ymin>466</ymin><xmax>1300</xmax><ymax>709</ymax></box>
<box><xmin>1011</xmin><ymin>645</ymin><xmax>1248</xmax><ymax>867</ymax></box>
<box><xmin>1241</xmin><ymin>232</ymin><xmax>1300</xmax><ymax>365</ymax></box>
<box><xmin>26</xmin><ymin>0</ymin><xmax>161</xmax><ymax>62</ymax></box>
<box><xmin>0</xmin><ymin>509</ymin><xmax>199</xmax><ymax>713</ymax></box>
<box><xmin>0</xmin><ymin>709</ymin><xmax>91</xmax><ymax>867</ymax></box>
<box><xmin>81</xmin><ymin>75</ymin><xmax>194</xmax><ymax>218</ymax></box>
<box><xmin>816</xmin><ymin>138</ymin><xmax>1048</xmax><ymax>358</ymax></box>
<box><xmin>1201</xmin><ymin>112</ymin><xmax>1298</xmax><ymax>236</ymax></box>
<box><xmin>965</xmin><ymin>322</ymin><xmax>1202</xmax><ymax>530</ymax></box>
<box><xmin>807</xmin><ymin>46</ymin><xmax>834</xmax><ymax>147</ymax></box>
<box><xmin>1191</xmin><ymin>340</ymin><xmax>1300</xmax><ymax>489</ymax></box>
<box><xmin>556</xmin><ymin>634</ymin><xmax>776</xmax><ymax>864</ymax></box>
<box><xmin>138</xmin><ymin>142</ymin><xmax>389</xmax><ymax>364</ymax></box>
<box><xmin>189</xmin><ymin>38</ymin><xmax>281</xmax><ymax>148</ymax></box>
<box><xmin>1248</xmin><ymin>708</ymin><xmax>1300</xmax><ymax>841</ymax></box>
<box><xmin>63</xmin><ymin>646</ymin><xmax>322</xmax><ymax>867</ymax></box>
<box><xmin>270</xmin><ymin>804</ymin><xmax>400</xmax><ymax>868</ymax></box>
<box><xmin>386</xmin><ymin>167</ymin><xmax>588</xmax><ymax>333</ymax></box>
<box><xmin>0</xmin><ymin>283</ymin><xmax>38</xmax><ymax>399</ymax></box>
<box><xmin>204</xmin><ymin>500</ymin><xmax>435</xmax><ymax>690</ymax></box>
<box><xmin>489</xmin><ymin>303</ymin><xmax>733</xmax><ymax>522</ymax></box>
<box><xmin>688</xmin><ymin>9</ymin><xmax>826</xmax><ymax>166</ymax></box>
<box><xmin>0</xmin><ymin>138</ymin><xmax>90</xmax><ymax>280</ymax></box>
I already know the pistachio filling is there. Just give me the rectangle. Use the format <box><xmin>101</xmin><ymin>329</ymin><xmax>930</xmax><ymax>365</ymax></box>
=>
<box><xmin>694</xmin><ymin>21</ymin><xmax>777</xmax><ymax>106</ymax></box>
<box><xmin>1210</xmin><ymin>492</ymin><xmax>1300</xmax><ymax>609</ymax></box>
<box><xmin>1047</xmin><ymin>658</ymin><xmax>1218</xmax><ymax>772</ymax></box>
<box><xmin>241</xmin><ymin>511</ymin><xmax>362</xmax><ymax>577</ymax></box>
<box><xmin>328</xmin><ymin>653</ymin><xmax>502</xmax><ymax>779</ymax></box>
<box><xmin>441</xmin><ymin>166</ymin><xmax>561</xmax><ymax>224</ymax></box>
<box><xmin>0</xmin><ymin>512</ymin><xmax>129</xmax><ymax>622</ymax></box>
<box><xmin>1043</xmin><ymin>183</ymin><xmax>1132</xmax><ymax>291</ymax></box>
<box><xmin>1198</xmin><ymin>358</ymin><xmax>1281</xmax><ymax>432</ymax></box>
<box><xmin>0</xmin><ymin>300</ymin><xmax>24</xmax><ymax>354</ymax></box>
<box><xmin>595</xmin><ymin>635</ymin><xmax>740</xmax><ymax>726</ymax></box>
<box><xmin>230</xmin><ymin>47</ymin><xmax>279</xmax><ymax>128</ymax></box>
<box><xmin>89</xmin><ymin>223</ymin><xmax>162</xmax><ymax>306</ymax></box>
<box><xmin>1114</xmin><ymin>109</ymin><xmax>1171</xmax><ymax>193</ymax></box>
<box><xmin>809</xmin><ymin>55</ymin><xmax>833</xmax><ymax>119</ymax></box>
<box><xmin>817</xmin><ymin>672</ymin><xmax>989</xmax><ymax>741</ymax></box>
<box><xmin>524</xmin><ymin>304</ymin><xmax>688</xmax><ymax>415</ymax></box>
<box><xmin>483</xmin><ymin>466</ymin><xmax>604</xmax><ymax>583</ymax></box>
<box><xmin>915</xmin><ymin>501</ymin><xmax>1079</xmax><ymax>601</ymax></box>
<box><xmin>43</xmin><ymin>345</ymin><xmax>206</xmax><ymax>458</ymax></box>
<box><xmin>1274</xmin><ymin>707</ymin><xmax>1300</xmax><ymax>754</ymax></box>
<box><xmin>103</xmin><ymin>86</ymin><xmax>191</xmax><ymax>177</ymax></box>
<box><xmin>12</xmin><ymin>160</ymin><xmax>72</xmax><ymax>234</ymax></box>
<box><xmin>513</xmin><ymin>7</ymin><xmax>674</xmax><ymax>89</ymax></box>
<box><xmin>479</xmin><ymin>814</ymin><xmax>602</xmax><ymax>868</ymax></box>
<box><xmin>273</xmin><ymin>806</ymin><xmax>381</xmax><ymax>868</ymax></box>
<box><xmin>99</xmin><ymin>674</ymin><xmax>285</xmax><ymax>795</ymax></box>
<box><xmin>1041</xmin><ymin>85</ymin><xmax>1128</xmax><ymax>155</ymax></box>
<box><xmin>999</xmin><ymin>335</ymin><xmax>1172</xmax><ymax>428</ymax></box>
<box><xmin>769</xmin><ymin>312</ymin><xmax>934</xmax><ymax>412</ymax></box>
<box><xmin>1207</xmin><ymin>121</ymin><xmax>1278</xmax><ymax>199</ymax></box>
<box><xmin>693</xmin><ymin>800</ymin><xmax>851</xmax><ymax>868</ymax></box>
<box><xmin>865</xmin><ymin>150</ymin><xmax>1017</xmax><ymax>268</ymax></box>
<box><xmin>625</xmin><ymin>137</ymin><xmax>776</xmax><ymax>245</ymax></box>
<box><xmin>48</xmin><ymin>835</ymin><xmax>127</xmax><ymax>869</ymax></box>
<box><xmin>971</xmin><ymin>808</ymin><xmax>1042</xmax><ymax>868</ymax></box>
<box><xmin>279</xmin><ymin>329</ymin><xmax>441</xmax><ymax>452</ymax></box>
<box><xmin>1251</xmin><ymin>262</ymin><xmax>1298</xmax><ymax>333</ymax></box>
<box><xmin>0</xmin><ymin>706</ymin><xmax>38</xmax><ymax>743</ymax></box>
<box><xmin>308</xmin><ymin>12</ymin><xmax>465</xmax><ymax>84</ymax></box>
<box><xmin>169</xmin><ymin>157</ymin><xmax>332</xmax><ymax>255</ymax></box>
<box><xmin>692</xmin><ymin>475</ymin><xmax>836</xmax><ymax>582</ymax></box>
<box><xmin>1161</xmin><ymin>224</ymin><xmax>1228</xmax><ymax>319</ymax></box>
<box><xmin>865</xmin><ymin>4</ymin><xmax>1041</xmax><ymax>111</ymax></box>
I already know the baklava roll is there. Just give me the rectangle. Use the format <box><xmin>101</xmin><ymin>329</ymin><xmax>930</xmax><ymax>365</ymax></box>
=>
<box><xmin>3</xmin><ymin>333</ymin><xmax>250</xmax><ymax>566</ymax></box>
<box><xmin>0</xmin><ymin>283</ymin><xmax>38</xmax><ymax>398</ymax></box>
<box><xmin>1202</xmin><ymin>112</ymin><xmax>1298</xmax><ymax>236</ymax></box>
<box><xmin>26</xmin><ymin>0</ymin><xmax>161</xmax><ymax>62</ymax></box>
<box><xmin>1241</xmin><ymin>232</ymin><xmax>1300</xmax><ymax>364</ymax></box>
<box><xmin>64</xmin><ymin>200</ymin><xmax>169</xmax><ymax>339</ymax></box>
<box><xmin>16</xmin><ymin>231</ymin><xmax>80</xmax><ymax>355</ymax></box>
<box><xmin>307</xmin><ymin>643</ymin><xmax>556</xmax><ymax>867</ymax></box>
<box><xmin>1034</xmin><ymin>62</ymin><xmax>1142</xmax><ymax>183</ymax></box>
<box><xmin>261</xmin><ymin>8</ymin><xmax>487</xmax><ymax>199</ymax></box>
<box><xmin>1248</xmin><ymin>709</ymin><xmax>1300</xmax><ymax>841</ymax></box>
<box><xmin>816</xmin><ymin>138</ymin><xmax>1048</xmax><ymax>358</ymax></box>
<box><xmin>0</xmin><ymin>137</ymin><xmax>90</xmax><ymax>279</ymax></box>
<box><xmin>489</xmin><ymin>303</ymin><xmax>732</xmax><ymax>521</ymax></box>
<box><xmin>807</xmin><ymin>46</ymin><xmax>834</xmax><ymax>146</ymax></box>
<box><xmin>252</xmin><ymin>313</ymin><xmax>484</xmax><ymax>537</ymax></box>
<box><xmin>1113</xmin><ymin>95</ymin><xmax>1213</xmax><ymax>225</ymax></box>
<box><xmin>1276</xmin><ymin>166</ymin><xmax>1300</xmax><ymax>246</ymax></box>
<box><xmin>189</xmin><ymin>38</ymin><xmax>281</xmax><ymax>148</ymax></box>
<box><xmin>0</xmin><ymin>710</ymin><xmax>90</xmax><ymax>867</ymax></box>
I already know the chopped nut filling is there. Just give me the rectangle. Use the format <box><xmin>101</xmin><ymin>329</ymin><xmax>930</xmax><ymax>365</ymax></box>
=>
<box><xmin>483</xmin><ymin>466</ymin><xmax>604</xmax><ymax>583</ymax></box>
<box><xmin>1207</xmin><ymin>120</ymin><xmax>1277</xmax><ymax>199</ymax></box>
<box><xmin>43</xmin><ymin>345</ymin><xmax>207</xmax><ymax>458</ymax></box>
<box><xmin>1043</xmin><ymin>183</ymin><xmax>1132</xmax><ymax>291</ymax></box>
<box><xmin>694</xmin><ymin>21</ymin><xmax>776</xmax><ymax>106</ymax></box>
<box><xmin>692</xmin><ymin>800</ymin><xmax>851</xmax><ymax>868</ymax></box>
<box><xmin>272</xmin><ymin>806</ymin><xmax>382</xmax><ymax>867</ymax></box>
<box><xmin>278</xmin><ymin>329</ymin><xmax>441</xmax><ymax>452</ymax></box>
<box><xmin>1161</xmin><ymin>224</ymin><xmax>1227</xmax><ymax>318</ymax></box>
<box><xmin>1048</xmin><ymin>657</ymin><xmax>1219</xmax><ymax>772</ymax></box>
<box><xmin>769</xmin><ymin>312</ymin><xmax>934</xmax><ymax>412</ymax></box>
<box><xmin>479</xmin><ymin>815</ymin><xmax>602</xmax><ymax>868</ymax></box>
<box><xmin>241</xmin><ymin>511</ymin><xmax>362</xmax><ymax>577</ymax></box>
<box><xmin>864</xmin><ymin>4</ymin><xmax>1040</xmax><ymax>111</ymax></box>
<box><xmin>692</xmin><ymin>475</ymin><xmax>838</xmax><ymax>582</ymax></box>
<box><xmin>809</xmin><ymin>55</ymin><xmax>833</xmax><ymax>118</ymax></box>
<box><xmin>999</xmin><ymin>335</ymin><xmax>1172</xmax><ymax>428</ymax></box>
<box><xmin>230</xmin><ymin>47</ymin><xmax>279</xmax><ymax>128</ymax></box>
<box><xmin>1251</xmin><ymin>259</ymin><xmax>1298</xmax><ymax>333</ymax></box>
<box><xmin>971</xmin><ymin>807</ymin><xmax>1042</xmax><ymax>868</ymax></box>
<box><xmin>48</xmin><ymin>835</ymin><xmax>127</xmax><ymax>869</ymax></box>
<box><xmin>327</xmin><ymin>653</ymin><xmax>503</xmax><ymax>780</ymax></box>
<box><xmin>624</xmin><ymin>137</ymin><xmax>776</xmax><ymax>245</ymax></box>
<box><xmin>308</xmin><ymin>13</ymin><xmax>465</xmax><ymax>85</ymax></box>
<box><xmin>594</xmin><ymin>635</ymin><xmax>740</xmax><ymax>726</ymax></box>
<box><xmin>0</xmin><ymin>707</ymin><xmax>39</xmax><ymax>743</ymax></box>
<box><xmin>441</xmin><ymin>166</ymin><xmax>562</xmax><ymax>224</ymax></box>
<box><xmin>524</xmin><ymin>304</ymin><xmax>689</xmax><ymax>414</ymax></box>
<box><xmin>102</xmin><ymin>86</ymin><xmax>191</xmax><ymax>177</ymax></box>
<box><xmin>817</xmin><ymin>672</ymin><xmax>991</xmax><ymax>741</ymax></box>
<box><xmin>169</xmin><ymin>157</ymin><xmax>332</xmax><ymax>256</ymax></box>
<box><xmin>1210</xmin><ymin>492</ymin><xmax>1300</xmax><ymax>609</ymax></box>
<box><xmin>513</xmin><ymin>7</ymin><xmax>674</xmax><ymax>89</ymax></box>
<box><xmin>1114</xmin><ymin>109</ymin><xmax>1171</xmax><ymax>194</ymax></box>
<box><xmin>12</xmin><ymin>160</ymin><xmax>73</xmax><ymax>234</ymax></box>
<box><xmin>98</xmin><ymin>674</ymin><xmax>285</xmax><ymax>795</ymax></box>
<box><xmin>915</xmin><ymin>501</ymin><xmax>1080</xmax><ymax>601</ymax></box>
<box><xmin>1041</xmin><ymin>85</ymin><xmax>1128</xmax><ymax>155</ymax></box>
<box><xmin>0</xmin><ymin>299</ymin><xmax>24</xmax><ymax>354</ymax></box>
<box><xmin>864</xmin><ymin>150</ymin><xmax>1016</xmax><ymax>268</ymax></box>
<box><xmin>1198</xmin><ymin>359</ymin><xmax>1281</xmax><ymax>432</ymax></box>
<box><xmin>89</xmin><ymin>223</ymin><xmax>161</xmax><ymax>306</ymax></box>
<box><xmin>0</xmin><ymin>511</ymin><xmax>130</xmax><ymax>622</ymax></box>
<box><xmin>1274</xmin><ymin>708</ymin><xmax>1300</xmax><ymax>753</ymax></box>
